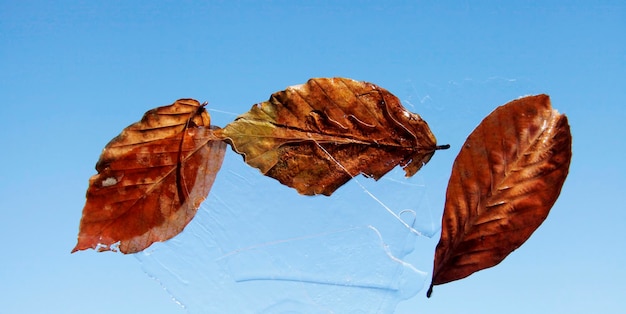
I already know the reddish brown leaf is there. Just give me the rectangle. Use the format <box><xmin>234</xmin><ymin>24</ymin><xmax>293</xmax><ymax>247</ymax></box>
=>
<box><xmin>72</xmin><ymin>99</ymin><xmax>226</xmax><ymax>254</ymax></box>
<box><xmin>215</xmin><ymin>77</ymin><xmax>446</xmax><ymax>196</ymax></box>
<box><xmin>427</xmin><ymin>94</ymin><xmax>571</xmax><ymax>297</ymax></box>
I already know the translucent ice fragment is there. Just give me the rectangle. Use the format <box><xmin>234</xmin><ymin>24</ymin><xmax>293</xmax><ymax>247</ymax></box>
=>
<box><xmin>137</xmin><ymin>133</ymin><xmax>435</xmax><ymax>313</ymax></box>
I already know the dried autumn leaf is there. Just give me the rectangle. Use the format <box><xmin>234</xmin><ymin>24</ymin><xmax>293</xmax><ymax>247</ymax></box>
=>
<box><xmin>72</xmin><ymin>99</ymin><xmax>226</xmax><ymax>254</ymax></box>
<box><xmin>215</xmin><ymin>77</ymin><xmax>446</xmax><ymax>196</ymax></box>
<box><xmin>427</xmin><ymin>94</ymin><xmax>571</xmax><ymax>297</ymax></box>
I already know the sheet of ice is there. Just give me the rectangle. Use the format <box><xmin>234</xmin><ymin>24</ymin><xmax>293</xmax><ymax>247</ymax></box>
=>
<box><xmin>136</xmin><ymin>145</ymin><xmax>435</xmax><ymax>313</ymax></box>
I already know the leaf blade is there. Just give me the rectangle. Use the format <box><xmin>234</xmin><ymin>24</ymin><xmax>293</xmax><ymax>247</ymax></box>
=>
<box><xmin>72</xmin><ymin>99</ymin><xmax>226</xmax><ymax>254</ymax></box>
<box><xmin>428</xmin><ymin>94</ymin><xmax>572</xmax><ymax>296</ymax></box>
<box><xmin>217</xmin><ymin>77</ymin><xmax>442</xmax><ymax>196</ymax></box>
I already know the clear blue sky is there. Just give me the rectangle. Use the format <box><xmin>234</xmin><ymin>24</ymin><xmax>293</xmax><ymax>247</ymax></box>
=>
<box><xmin>1</xmin><ymin>0</ymin><xmax>624</xmax><ymax>313</ymax></box>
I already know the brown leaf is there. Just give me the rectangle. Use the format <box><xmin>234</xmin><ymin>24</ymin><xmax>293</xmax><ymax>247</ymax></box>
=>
<box><xmin>427</xmin><ymin>94</ymin><xmax>571</xmax><ymax>297</ymax></box>
<box><xmin>72</xmin><ymin>99</ymin><xmax>226</xmax><ymax>254</ymax></box>
<box><xmin>215</xmin><ymin>77</ymin><xmax>446</xmax><ymax>196</ymax></box>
